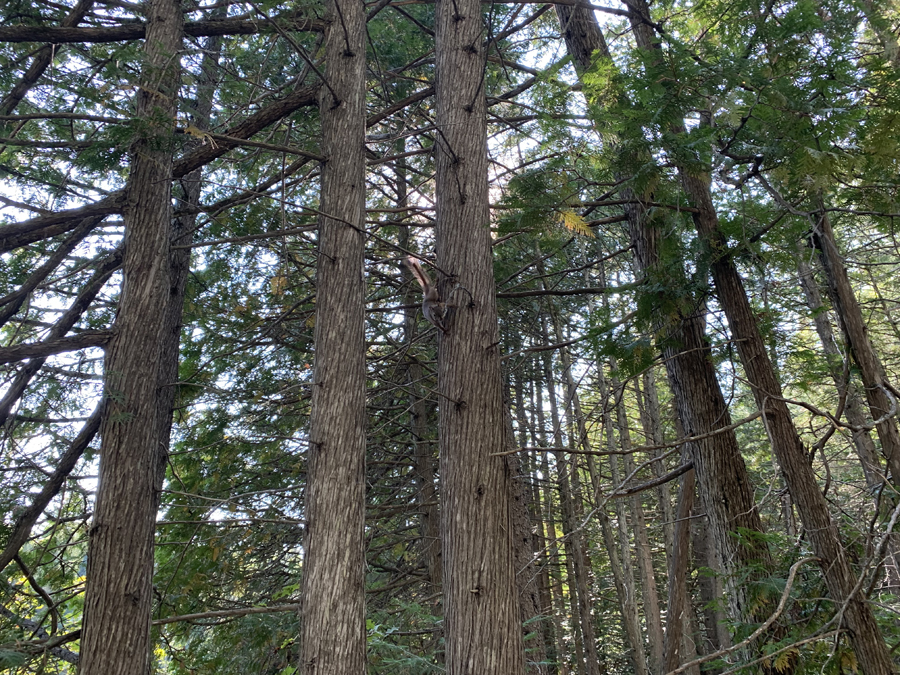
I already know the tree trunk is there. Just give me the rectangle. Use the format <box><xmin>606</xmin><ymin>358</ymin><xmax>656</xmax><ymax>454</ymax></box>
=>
<box><xmin>547</xmin><ymin>316</ymin><xmax>602</xmax><ymax>675</ymax></box>
<box><xmin>809</xmin><ymin>206</ymin><xmax>900</xmax><ymax>488</ymax></box>
<box><xmin>80</xmin><ymin>1</ymin><xmax>183</xmax><ymax>672</ymax></box>
<box><xmin>535</xmin><ymin>366</ymin><xmax>571</xmax><ymax>675</ymax></box>
<box><xmin>626</xmin><ymin>1</ymin><xmax>895</xmax><ymax>668</ymax></box>
<box><xmin>692</xmin><ymin>501</ymin><xmax>731</xmax><ymax>666</ymax></box>
<box><xmin>399</xmin><ymin>158</ymin><xmax>443</xmax><ymax>599</ymax></box>
<box><xmin>511</xmin><ymin>382</ymin><xmax>551</xmax><ymax>675</ymax></box>
<box><xmin>555</xmin><ymin>1</ymin><xmax>770</xmax><ymax>627</ymax></box>
<box><xmin>663</xmin><ymin>467</ymin><xmax>695</xmax><ymax>673</ymax></box>
<box><xmin>433</xmin><ymin>0</ymin><xmax>525</xmax><ymax>666</ymax></box>
<box><xmin>679</xmin><ymin>168</ymin><xmax>896</xmax><ymax>675</ymax></box>
<box><xmin>508</xmin><ymin>448</ymin><xmax>551</xmax><ymax>675</ymax></box>
<box><xmin>299</xmin><ymin>0</ymin><xmax>367</xmax><ymax>669</ymax></box>
<box><xmin>609</xmin><ymin>371</ymin><xmax>664</xmax><ymax>674</ymax></box>
<box><xmin>795</xmin><ymin>245</ymin><xmax>883</xmax><ymax>489</ymax></box>
<box><xmin>636</xmin><ymin>369</ymin><xmax>675</xmax><ymax>566</ymax></box>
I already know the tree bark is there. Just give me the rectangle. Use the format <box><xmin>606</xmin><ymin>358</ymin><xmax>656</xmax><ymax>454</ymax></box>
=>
<box><xmin>636</xmin><ymin>370</ymin><xmax>675</xmax><ymax>566</ymax></box>
<box><xmin>692</xmin><ymin>501</ymin><xmax>731</xmax><ymax>667</ymax></box>
<box><xmin>555</xmin><ymin>1</ymin><xmax>770</xmax><ymax>627</ymax></box>
<box><xmin>613</xmin><ymin>375</ymin><xmax>664</xmax><ymax>675</ymax></box>
<box><xmin>625</xmin><ymin>1</ymin><xmax>895</xmax><ymax>668</ymax></box>
<box><xmin>809</xmin><ymin>206</ymin><xmax>900</xmax><ymax>488</ymax></box>
<box><xmin>547</xmin><ymin>314</ymin><xmax>603</xmax><ymax>675</ymax></box>
<box><xmin>679</xmin><ymin>169</ymin><xmax>896</xmax><ymax>675</ymax></box>
<box><xmin>598</xmin><ymin>372</ymin><xmax>650</xmax><ymax>675</ymax></box>
<box><xmin>433</xmin><ymin>0</ymin><xmax>525</xmax><ymax>666</ymax></box>
<box><xmin>298</xmin><ymin>0</ymin><xmax>367</xmax><ymax>669</ymax></box>
<box><xmin>663</xmin><ymin>467</ymin><xmax>695</xmax><ymax>673</ymax></box>
<box><xmin>399</xmin><ymin>152</ymin><xmax>443</xmax><ymax>600</ymax></box>
<box><xmin>535</xmin><ymin>365</ymin><xmax>572</xmax><ymax>675</ymax></box>
<box><xmin>80</xmin><ymin>1</ymin><xmax>183</xmax><ymax>672</ymax></box>
<box><xmin>795</xmin><ymin>246</ymin><xmax>884</xmax><ymax>490</ymax></box>
<box><xmin>511</xmin><ymin>380</ymin><xmax>551</xmax><ymax>675</ymax></box>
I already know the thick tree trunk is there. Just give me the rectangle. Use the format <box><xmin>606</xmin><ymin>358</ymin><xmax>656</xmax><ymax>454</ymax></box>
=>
<box><xmin>679</xmin><ymin>170</ymin><xmax>896</xmax><ymax>674</ymax></box>
<box><xmin>433</xmin><ymin>0</ymin><xmax>525</xmax><ymax>666</ymax></box>
<box><xmin>298</xmin><ymin>0</ymin><xmax>367</xmax><ymax>669</ymax></box>
<box><xmin>80</xmin><ymin>1</ymin><xmax>183</xmax><ymax>672</ymax></box>
<box><xmin>692</xmin><ymin>504</ymin><xmax>731</xmax><ymax>666</ymax></box>
<box><xmin>624</xmin><ymin>1</ymin><xmax>895</xmax><ymax>668</ymax></box>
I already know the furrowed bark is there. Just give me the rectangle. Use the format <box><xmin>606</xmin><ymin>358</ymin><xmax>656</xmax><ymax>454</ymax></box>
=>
<box><xmin>555</xmin><ymin>0</ymin><xmax>770</xmax><ymax>629</ymax></box>
<box><xmin>433</xmin><ymin>0</ymin><xmax>525</xmax><ymax>664</ymax></box>
<box><xmin>79</xmin><ymin>0</ymin><xmax>183</xmax><ymax>671</ymax></box>
<box><xmin>298</xmin><ymin>0</ymin><xmax>367</xmax><ymax>669</ymax></box>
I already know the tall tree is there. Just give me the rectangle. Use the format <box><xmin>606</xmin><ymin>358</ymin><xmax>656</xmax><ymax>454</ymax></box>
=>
<box><xmin>554</xmin><ymin>2</ymin><xmax>770</xmax><ymax>629</ymax></box>
<box><xmin>624</xmin><ymin>1</ymin><xmax>896</xmax><ymax>669</ymax></box>
<box><xmin>433</xmin><ymin>0</ymin><xmax>525</xmax><ymax>667</ymax></box>
<box><xmin>298</xmin><ymin>0</ymin><xmax>367</xmax><ymax>669</ymax></box>
<box><xmin>79</xmin><ymin>0</ymin><xmax>183</xmax><ymax>671</ymax></box>
<box><xmin>807</xmin><ymin>206</ymin><xmax>900</xmax><ymax>487</ymax></box>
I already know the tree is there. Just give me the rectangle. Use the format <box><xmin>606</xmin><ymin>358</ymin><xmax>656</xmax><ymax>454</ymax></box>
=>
<box><xmin>298</xmin><ymin>0</ymin><xmax>367</xmax><ymax>669</ymax></box>
<box><xmin>432</xmin><ymin>0</ymin><xmax>525</xmax><ymax>668</ymax></box>
<box><xmin>79</xmin><ymin>0</ymin><xmax>183</xmax><ymax>671</ymax></box>
<box><xmin>2</xmin><ymin>0</ymin><xmax>900</xmax><ymax>673</ymax></box>
<box><xmin>555</xmin><ymin>2</ymin><xmax>771</xmax><ymax>630</ymax></box>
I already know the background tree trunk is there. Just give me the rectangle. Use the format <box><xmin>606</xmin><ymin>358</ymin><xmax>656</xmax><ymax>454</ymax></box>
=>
<box><xmin>810</xmin><ymin>206</ymin><xmax>900</xmax><ymax>487</ymax></box>
<box><xmin>555</xmin><ymin>2</ymin><xmax>770</xmax><ymax>627</ymax></box>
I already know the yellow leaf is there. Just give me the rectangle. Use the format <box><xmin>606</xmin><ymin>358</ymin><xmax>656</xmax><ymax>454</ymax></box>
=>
<box><xmin>774</xmin><ymin>648</ymin><xmax>799</xmax><ymax>673</ymax></box>
<box><xmin>271</xmin><ymin>274</ymin><xmax>288</xmax><ymax>298</ymax></box>
<box><xmin>557</xmin><ymin>209</ymin><xmax>595</xmax><ymax>238</ymax></box>
<box><xmin>183</xmin><ymin>124</ymin><xmax>218</xmax><ymax>147</ymax></box>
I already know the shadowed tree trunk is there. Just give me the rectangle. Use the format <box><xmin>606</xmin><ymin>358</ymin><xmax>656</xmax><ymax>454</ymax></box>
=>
<box><xmin>664</xmin><ymin>467</ymin><xmax>695</xmax><ymax>673</ymax></box>
<box><xmin>433</xmin><ymin>0</ymin><xmax>525</xmax><ymax>666</ymax></box>
<box><xmin>80</xmin><ymin>0</ymin><xmax>183</xmax><ymax>671</ymax></box>
<box><xmin>510</xmin><ymin>380</ymin><xmax>551</xmax><ymax>674</ymax></box>
<box><xmin>399</xmin><ymin>154</ymin><xmax>443</xmax><ymax>600</ymax></box>
<box><xmin>298</xmin><ymin>0</ymin><xmax>367</xmax><ymax>669</ymax></box>
<box><xmin>796</xmin><ymin>245</ymin><xmax>884</xmax><ymax>489</ymax></box>
<box><xmin>535</xmin><ymin>362</ymin><xmax>573</xmax><ymax>675</ymax></box>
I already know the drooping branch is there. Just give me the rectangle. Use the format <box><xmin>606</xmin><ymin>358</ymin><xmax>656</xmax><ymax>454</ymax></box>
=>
<box><xmin>0</xmin><ymin>85</ymin><xmax>320</xmax><ymax>254</ymax></box>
